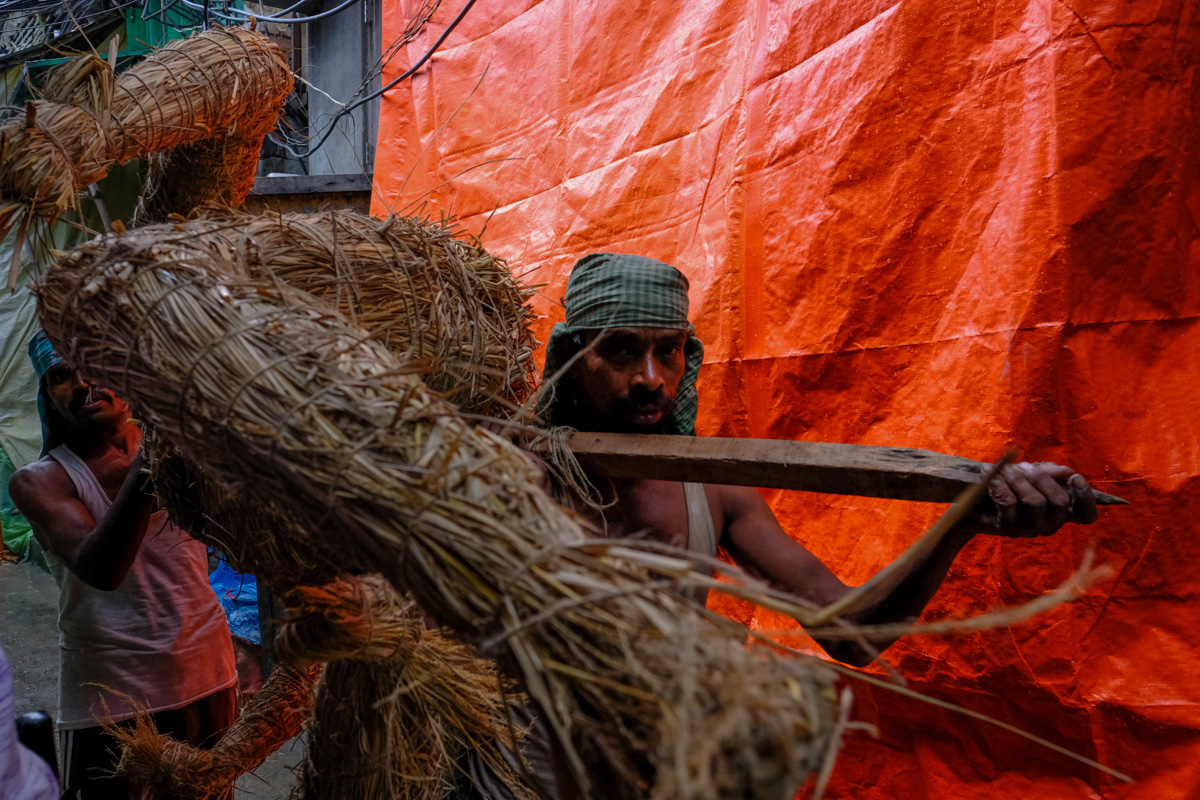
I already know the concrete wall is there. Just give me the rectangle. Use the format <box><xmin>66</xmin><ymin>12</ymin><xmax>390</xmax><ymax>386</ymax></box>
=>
<box><xmin>305</xmin><ymin>0</ymin><xmax>382</xmax><ymax>176</ymax></box>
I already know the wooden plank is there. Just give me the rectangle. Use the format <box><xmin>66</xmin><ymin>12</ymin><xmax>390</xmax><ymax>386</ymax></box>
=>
<box><xmin>242</xmin><ymin>190</ymin><xmax>370</xmax><ymax>216</ymax></box>
<box><xmin>251</xmin><ymin>173</ymin><xmax>372</xmax><ymax>195</ymax></box>
<box><xmin>564</xmin><ymin>432</ymin><xmax>1129</xmax><ymax>505</ymax></box>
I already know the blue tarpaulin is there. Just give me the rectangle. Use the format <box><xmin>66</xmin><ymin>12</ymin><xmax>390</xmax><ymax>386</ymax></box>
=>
<box><xmin>208</xmin><ymin>558</ymin><xmax>260</xmax><ymax>645</ymax></box>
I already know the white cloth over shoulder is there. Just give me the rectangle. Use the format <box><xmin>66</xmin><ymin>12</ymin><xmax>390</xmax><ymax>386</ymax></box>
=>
<box><xmin>0</xmin><ymin>645</ymin><xmax>58</xmax><ymax>800</ymax></box>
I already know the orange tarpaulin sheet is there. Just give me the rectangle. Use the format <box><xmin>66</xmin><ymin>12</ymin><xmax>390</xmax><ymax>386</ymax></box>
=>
<box><xmin>372</xmin><ymin>0</ymin><xmax>1200</xmax><ymax>796</ymax></box>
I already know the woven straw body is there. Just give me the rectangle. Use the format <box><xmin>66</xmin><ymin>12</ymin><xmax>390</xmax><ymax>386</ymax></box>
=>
<box><xmin>126</xmin><ymin>210</ymin><xmax>541</xmax><ymax>799</ymax></box>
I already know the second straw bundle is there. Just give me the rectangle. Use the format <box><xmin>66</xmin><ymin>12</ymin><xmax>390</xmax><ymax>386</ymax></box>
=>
<box><xmin>0</xmin><ymin>26</ymin><xmax>292</xmax><ymax>242</ymax></box>
<box><xmin>38</xmin><ymin>218</ymin><xmax>837</xmax><ymax>799</ymax></box>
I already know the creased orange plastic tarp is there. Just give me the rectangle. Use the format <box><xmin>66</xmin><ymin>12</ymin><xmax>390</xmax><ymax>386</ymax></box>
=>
<box><xmin>371</xmin><ymin>0</ymin><xmax>1200</xmax><ymax>796</ymax></box>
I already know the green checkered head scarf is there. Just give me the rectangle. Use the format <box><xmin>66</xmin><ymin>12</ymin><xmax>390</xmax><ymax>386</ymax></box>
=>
<box><xmin>539</xmin><ymin>253</ymin><xmax>704</xmax><ymax>435</ymax></box>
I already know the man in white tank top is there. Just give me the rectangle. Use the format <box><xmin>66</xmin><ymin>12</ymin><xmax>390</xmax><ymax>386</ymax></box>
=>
<box><xmin>9</xmin><ymin>333</ymin><xmax>237</xmax><ymax>800</ymax></box>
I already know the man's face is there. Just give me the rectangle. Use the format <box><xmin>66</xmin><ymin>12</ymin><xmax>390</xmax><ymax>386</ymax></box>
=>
<box><xmin>567</xmin><ymin>327</ymin><xmax>688</xmax><ymax>433</ymax></box>
<box><xmin>44</xmin><ymin>363</ymin><xmax>130</xmax><ymax>429</ymax></box>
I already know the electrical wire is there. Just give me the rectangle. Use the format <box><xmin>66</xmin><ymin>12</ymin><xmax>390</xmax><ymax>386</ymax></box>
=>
<box><xmin>268</xmin><ymin>0</ymin><xmax>440</xmax><ymax>154</ymax></box>
<box><xmin>177</xmin><ymin>0</ymin><xmax>357</xmax><ymax>25</ymax></box>
<box><xmin>0</xmin><ymin>0</ymin><xmax>138</xmax><ymax>57</ymax></box>
<box><xmin>172</xmin><ymin>0</ymin><xmax>241</xmax><ymax>24</ymax></box>
<box><xmin>2</xmin><ymin>0</ymin><xmax>139</xmax><ymax>30</ymax></box>
<box><xmin>270</xmin><ymin>0</ymin><xmax>477</xmax><ymax>159</ymax></box>
<box><xmin>236</xmin><ymin>0</ymin><xmax>320</xmax><ymax>17</ymax></box>
<box><xmin>215</xmin><ymin>0</ymin><xmax>325</xmax><ymax>22</ymax></box>
<box><xmin>136</xmin><ymin>0</ymin><xmax>202</xmax><ymax>26</ymax></box>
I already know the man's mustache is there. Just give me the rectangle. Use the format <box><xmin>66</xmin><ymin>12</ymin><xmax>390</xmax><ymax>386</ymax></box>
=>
<box><xmin>68</xmin><ymin>386</ymin><xmax>112</xmax><ymax>413</ymax></box>
<box><xmin>614</xmin><ymin>388</ymin><xmax>671</xmax><ymax>415</ymax></box>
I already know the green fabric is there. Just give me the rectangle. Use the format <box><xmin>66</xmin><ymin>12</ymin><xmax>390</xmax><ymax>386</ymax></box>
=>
<box><xmin>0</xmin><ymin>448</ymin><xmax>33</xmax><ymax>562</ymax></box>
<box><xmin>539</xmin><ymin>253</ymin><xmax>704</xmax><ymax>435</ymax></box>
<box><xmin>0</xmin><ymin>242</ymin><xmax>41</xmax><ymax>471</ymax></box>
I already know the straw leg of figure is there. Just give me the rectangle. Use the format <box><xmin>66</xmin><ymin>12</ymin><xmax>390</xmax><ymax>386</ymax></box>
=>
<box><xmin>277</xmin><ymin>576</ymin><xmax>534</xmax><ymax>800</ymax></box>
<box><xmin>106</xmin><ymin>664</ymin><xmax>319</xmax><ymax>800</ymax></box>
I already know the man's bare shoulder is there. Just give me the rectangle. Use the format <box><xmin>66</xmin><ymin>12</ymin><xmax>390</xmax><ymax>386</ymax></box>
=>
<box><xmin>707</xmin><ymin>483</ymin><xmax>771</xmax><ymax>512</ymax></box>
<box><xmin>704</xmin><ymin>482</ymin><xmax>792</xmax><ymax>548</ymax></box>
<box><xmin>9</xmin><ymin>455</ymin><xmax>75</xmax><ymax>501</ymax></box>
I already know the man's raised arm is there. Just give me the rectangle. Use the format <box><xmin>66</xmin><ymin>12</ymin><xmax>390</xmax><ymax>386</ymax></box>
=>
<box><xmin>717</xmin><ymin>461</ymin><xmax>1098</xmax><ymax>667</ymax></box>
<box><xmin>8</xmin><ymin>450</ymin><xmax>156</xmax><ymax>591</ymax></box>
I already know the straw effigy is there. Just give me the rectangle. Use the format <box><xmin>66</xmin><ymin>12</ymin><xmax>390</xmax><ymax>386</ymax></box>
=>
<box><xmin>37</xmin><ymin>224</ymin><xmax>839</xmax><ymax>799</ymax></box>
<box><xmin>0</xmin><ymin>24</ymin><xmax>291</xmax><ymax>284</ymax></box>
<box><xmin>105</xmin><ymin>663</ymin><xmax>319</xmax><ymax>800</ymax></box>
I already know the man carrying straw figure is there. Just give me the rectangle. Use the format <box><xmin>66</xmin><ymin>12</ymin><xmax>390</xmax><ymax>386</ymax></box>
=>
<box><xmin>464</xmin><ymin>252</ymin><xmax>1100</xmax><ymax>798</ymax></box>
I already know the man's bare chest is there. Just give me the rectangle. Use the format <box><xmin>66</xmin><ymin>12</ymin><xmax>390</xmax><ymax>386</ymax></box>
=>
<box><xmin>582</xmin><ymin>480</ymin><xmax>704</xmax><ymax>550</ymax></box>
<box><xmin>80</xmin><ymin>450</ymin><xmax>134</xmax><ymax>502</ymax></box>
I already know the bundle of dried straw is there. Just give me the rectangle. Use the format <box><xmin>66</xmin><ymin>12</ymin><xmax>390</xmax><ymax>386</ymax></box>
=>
<box><xmin>0</xmin><ymin>25</ymin><xmax>291</xmax><ymax>282</ymax></box>
<box><xmin>107</xmin><ymin>664</ymin><xmax>318</xmax><ymax>800</ymax></box>
<box><xmin>231</xmin><ymin>209</ymin><xmax>538</xmax><ymax>416</ymax></box>
<box><xmin>38</xmin><ymin>222</ymin><xmax>838</xmax><ymax>799</ymax></box>
<box><xmin>124</xmin><ymin>211</ymin><xmax>542</xmax><ymax>798</ymax></box>
<box><xmin>120</xmin><ymin>211</ymin><xmax>535</xmax><ymax>420</ymax></box>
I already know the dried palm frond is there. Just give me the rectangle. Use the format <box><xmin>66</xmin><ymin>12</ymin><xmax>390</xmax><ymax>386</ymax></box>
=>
<box><xmin>38</xmin><ymin>224</ymin><xmax>838</xmax><ymax>800</ymax></box>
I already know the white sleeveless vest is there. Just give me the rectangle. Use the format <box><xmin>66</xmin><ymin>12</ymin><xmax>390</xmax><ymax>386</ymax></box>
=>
<box><xmin>43</xmin><ymin>445</ymin><xmax>237</xmax><ymax>730</ymax></box>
